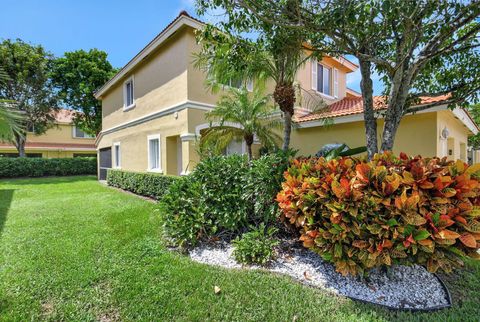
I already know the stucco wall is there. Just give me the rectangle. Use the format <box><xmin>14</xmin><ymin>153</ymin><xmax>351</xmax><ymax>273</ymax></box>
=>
<box><xmin>436</xmin><ymin>110</ymin><xmax>470</xmax><ymax>161</ymax></box>
<box><xmin>101</xmin><ymin>27</ymin><xmax>190</xmax><ymax>131</ymax></box>
<box><xmin>97</xmin><ymin>108</ymin><xmax>190</xmax><ymax>174</ymax></box>
<box><xmin>291</xmin><ymin>112</ymin><xmax>438</xmax><ymax>157</ymax></box>
<box><xmin>27</xmin><ymin>124</ymin><xmax>94</xmax><ymax>145</ymax></box>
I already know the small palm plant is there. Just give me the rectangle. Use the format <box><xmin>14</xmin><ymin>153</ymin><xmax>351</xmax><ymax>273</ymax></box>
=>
<box><xmin>0</xmin><ymin>66</ymin><xmax>24</xmax><ymax>141</ymax></box>
<box><xmin>201</xmin><ymin>88</ymin><xmax>281</xmax><ymax>160</ymax></box>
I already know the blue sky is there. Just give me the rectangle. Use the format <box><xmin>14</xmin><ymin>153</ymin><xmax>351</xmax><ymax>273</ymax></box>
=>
<box><xmin>0</xmin><ymin>0</ymin><xmax>382</xmax><ymax>94</ymax></box>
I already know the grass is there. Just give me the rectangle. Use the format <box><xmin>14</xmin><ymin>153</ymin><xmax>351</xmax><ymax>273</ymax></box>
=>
<box><xmin>0</xmin><ymin>176</ymin><xmax>479</xmax><ymax>321</ymax></box>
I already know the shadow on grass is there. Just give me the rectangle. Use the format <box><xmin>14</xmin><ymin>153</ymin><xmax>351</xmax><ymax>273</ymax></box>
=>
<box><xmin>0</xmin><ymin>175</ymin><xmax>97</xmax><ymax>186</ymax></box>
<box><xmin>0</xmin><ymin>189</ymin><xmax>14</xmax><ymax>237</ymax></box>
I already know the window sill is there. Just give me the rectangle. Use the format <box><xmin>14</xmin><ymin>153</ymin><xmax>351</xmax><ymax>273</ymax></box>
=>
<box><xmin>147</xmin><ymin>168</ymin><xmax>163</xmax><ymax>174</ymax></box>
<box><xmin>316</xmin><ymin>91</ymin><xmax>336</xmax><ymax>100</ymax></box>
<box><xmin>123</xmin><ymin>103</ymin><xmax>136</xmax><ymax>112</ymax></box>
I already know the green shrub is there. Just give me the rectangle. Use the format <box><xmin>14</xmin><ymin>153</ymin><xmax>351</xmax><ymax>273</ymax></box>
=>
<box><xmin>107</xmin><ymin>169</ymin><xmax>180</xmax><ymax>200</ymax></box>
<box><xmin>0</xmin><ymin>157</ymin><xmax>97</xmax><ymax>178</ymax></box>
<box><xmin>190</xmin><ymin>154</ymin><xmax>251</xmax><ymax>231</ymax></box>
<box><xmin>277</xmin><ymin>152</ymin><xmax>480</xmax><ymax>276</ymax></box>
<box><xmin>159</xmin><ymin>151</ymin><xmax>293</xmax><ymax>247</ymax></box>
<box><xmin>232</xmin><ymin>224</ymin><xmax>279</xmax><ymax>265</ymax></box>
<box><xmin>159</xmin><ymin>176</ymin><xmax>207</xmax><ymax>247</ymax></box>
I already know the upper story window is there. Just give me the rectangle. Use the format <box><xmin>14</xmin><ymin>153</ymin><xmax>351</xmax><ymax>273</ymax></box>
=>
<box><xmin>27</xmin><ymin>123</ymin><xmax>35</xmax><ymax>133</ymax></box>
<box><xmin>123</xmin><ymin>76</ymin><xmax>135</xmax><ymax>110</ymax></box>
<box><xmin>73</xmin><ymin>126</ymin><xmax>94</xmax><ymax>138</ymax></box>
<box><xmin>225</xmin><ymin>78</ymin><xmax>253</xmax><ymax>92</ymax></box>
<box><xmin>311</xmin><ymin>59</ymin><xmax>339</xmax><ymax>98</ymax></box>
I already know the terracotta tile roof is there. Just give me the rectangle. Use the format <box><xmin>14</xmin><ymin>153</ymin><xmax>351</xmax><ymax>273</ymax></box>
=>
<box><xmin>53</xmin><ymin>109</ymin><xmax>76</xmax><ymax>123</ymax></box>
<box><xmin>295</xmin><ymin>95</ymin><xmax>451</xmax><ymax>123</ymax></box>
<box><xmin>0</xmin><ymin>142</ymin><xmax>95</xmax><ymax>150</ymax></box>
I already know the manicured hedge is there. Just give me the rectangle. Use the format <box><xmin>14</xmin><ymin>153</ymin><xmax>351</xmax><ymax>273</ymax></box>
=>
<box><xmin>160</xmin><ymin>151</ymin><xmax>293</xmax><ymax>247</ymax></box>
<box><xmin>0</xmin><ymin>157</ymin><xmax>97</xmax><ymax>178</ymax></box>
<box><xmin>107</xmin><ymin>169</ymin><xmax>180</xmax><ymax>200</ymax></box>
<box><xmin>277</xmin><ymin>152</ymin><xmax>480</xmax><ymax>276</ymax></box>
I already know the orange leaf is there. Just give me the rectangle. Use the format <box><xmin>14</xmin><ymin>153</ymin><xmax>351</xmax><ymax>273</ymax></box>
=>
<box><xmin>454</xmin><ymin>216</ymin><xmax>468</xmax><ymax>225</ymax></box>
<box><xmin>459</xmin><ymin>233</ymin><xmax>477</xmax><ymax>248</ymax></box>
<box><xmin>436</xmin><ymin>229</ymin><xmax>461</xmax><ymax>240</ymax></box>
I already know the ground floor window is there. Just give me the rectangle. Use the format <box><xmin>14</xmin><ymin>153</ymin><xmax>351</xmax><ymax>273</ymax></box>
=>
<box><xmin>147</xmin><ymin>134</ymin><xmax>161</xmax><ymax>172</ymax></box>
<box><xmin>0</xmin><ymin>153</ymin><xmax>42</xmax><ymax>158</ymax></box>
<box><xmin>73</xmin><ymin>153</ymin><xmax>97</xmax><ymax>158</ymax></box>
<box><xmin>113</xmin><ymin>142</ymin><xmax>121</xmax><ymax>168</ymax></box>
<box><xmin>224</xmin><ymin>139</ymin><xmax>244</xmax><ymax>156</ymax></box>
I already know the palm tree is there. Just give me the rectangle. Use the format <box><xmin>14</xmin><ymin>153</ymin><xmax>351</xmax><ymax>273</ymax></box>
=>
<box><xmin>194</xmin><ymin>3</ymin><xmax>314</xmax><ymax>151</ymax></box>
<box><xmin>0</xmin><ymin>66</ymin><xmax>24</xmax><ymax>141</ymax></box>
<box><xmin>201</xmin><ymin>88</ymin><xmax>281</xmax><ymax>160</ymax></box>
<box><xmin>0</xmin><ymin>103</ymin><xmax>24</xmax><ymax>141</ymax></box>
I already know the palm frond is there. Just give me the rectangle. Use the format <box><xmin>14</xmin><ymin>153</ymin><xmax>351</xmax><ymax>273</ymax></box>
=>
<box><xmin>0</xmin><ymin>101</ymin><xmax>25</xmax><ymax>141</ymax></box>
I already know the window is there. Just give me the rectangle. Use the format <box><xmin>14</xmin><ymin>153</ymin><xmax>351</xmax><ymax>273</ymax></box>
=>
<box><xmin>73</xmin><ymin>126</ymin><xmax>94</xmax><ymax>138</ymax></box>
<box><xmin>147</xmin><ymin>134</ymin><xmax>161</xmax><ymax>172</ymax></box>
<box><xmin>333</xmin><ymin>68</ymin><xmax>339</xmax><ymax>98</ymax></box>
<box><xmin>123</xmin><ymin>77</ymin><xmax>135</xmax><ymax>110</ymax></box>
<box><xmin>224</xmin><ymin>139</ymin><xmax>244</xmax><ymax>156</ymax></box>
<box><xmin>221</xmin><ymin>78</ymin><xmax>253</xmax><ymax>92</ymax></box>
<box><xmin>113</xmin><ymin>142</ymin><xmax>121</xmax><ymax>168</ymax></box>
<box><xmin>311</xmin><ymin>59</ymin><xmax>333</xmax><ymax>96</ymax></box>
<box><xmin>27</xmin><ymin>124</ymin><xmax>35</xmax><ymax>133</ymax></box>
<box><xmin>73</xmin><ymin>153</ymin><xmax>97</xmax><ymax>158</ymax></box>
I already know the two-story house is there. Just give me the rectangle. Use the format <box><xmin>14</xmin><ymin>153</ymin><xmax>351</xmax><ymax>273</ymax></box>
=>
<box><xmin>94</xmin><ymin>11</ymin><xmax>478</xmax><ymax>180</ymax></box>
<box><xmin>0</xmin><ymin>109</ymin><xmax>96</xmax><ymax>158</ymax></box>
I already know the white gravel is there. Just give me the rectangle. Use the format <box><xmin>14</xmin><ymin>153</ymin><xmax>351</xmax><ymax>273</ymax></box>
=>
<box><xmin>190</xmin><ymin>243</ymin><xmax>450</xmax><ymax>310</ymax></box>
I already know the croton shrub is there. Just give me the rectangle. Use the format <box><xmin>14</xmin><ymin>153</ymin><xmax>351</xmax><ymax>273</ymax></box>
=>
<box><xmin>276</xmin><ymin>152</ymin><xmax>480</xmax><ymax>276</ymax></box>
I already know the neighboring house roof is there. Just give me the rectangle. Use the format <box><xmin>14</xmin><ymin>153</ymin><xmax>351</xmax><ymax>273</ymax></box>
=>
<box><xmin>294</xmin><ymin>94</ymin><xmax>479</xmax><ymax>134</ymax></box>
<box><xmin>0</xmin><ymin>142</ymin><xmax>95</xmax><ymax>151</ymax></box>
<box><xmin>54</xmin><ymin>109</ymin><xmax>76</xmax><ymax>124</ymax></box>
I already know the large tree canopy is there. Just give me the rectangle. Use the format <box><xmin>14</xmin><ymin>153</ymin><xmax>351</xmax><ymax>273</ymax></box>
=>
<box><xmin>51</xmin><ymin>49</ymin><xmax>117</xmax><ymax>135</ymax></box>
<box><xmin>198</xmin><ymin>0</ymin><xmax>480</xmax><ymax>158</ymax></box>
<box><xmin>0</xmin><ymin>39</ymin><xmax>59</xmax><ymax>156</ymax></box>
<box><xmin>196</xmin><ymin>0</ymin><xmax>320</xmax><ymax>150</ymax></box>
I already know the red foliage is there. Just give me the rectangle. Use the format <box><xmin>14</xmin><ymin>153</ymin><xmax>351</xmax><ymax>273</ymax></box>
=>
<box><xmin>276</xmin><ymin>152</ymin><xmax>480</xmax><ymax>276</ymax></box>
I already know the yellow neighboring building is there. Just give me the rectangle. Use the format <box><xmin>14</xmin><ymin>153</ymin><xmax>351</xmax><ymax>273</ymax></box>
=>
<box><xmin>0</xmin><ymin>109</ymin><xmax>96</xmax><ymax>158</ymax></box>
<box><xmin>94</xmin><ymin>11</ymin><xmax>479</xmax><ymax>180</ymax></box>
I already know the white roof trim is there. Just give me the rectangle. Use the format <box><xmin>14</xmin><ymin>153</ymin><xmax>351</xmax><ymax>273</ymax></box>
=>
<box><xmin>94</xmin><ymin>15</ymin><xmax>204</xmax><ymax>98</ymax></box>
<box><xmin>452</xmin><ymin>108</ymin><xmax>479</xmax><ymax>135</ymax></box>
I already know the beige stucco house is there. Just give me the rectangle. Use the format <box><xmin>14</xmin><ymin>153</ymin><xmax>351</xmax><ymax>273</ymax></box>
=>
<box><xmin>94</xmin><ymin>11</ymin><xmax>479</xmax><ymax>179</ymax></box>
<box><xmin>0</xmin><ymin>109</ymin><xmax>96</xmax><ymax>158</ymax></box>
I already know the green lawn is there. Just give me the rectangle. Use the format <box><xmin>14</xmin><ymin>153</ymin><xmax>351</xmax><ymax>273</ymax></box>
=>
<box><xmin>0</xmin><ymin>176</ymin><xmax>479</xmax><ymax>321</ymax></box>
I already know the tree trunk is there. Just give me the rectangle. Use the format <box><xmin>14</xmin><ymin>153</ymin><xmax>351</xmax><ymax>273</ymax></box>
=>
<box><xmin>359</xmin><ymin>59</ymin><xmax>378</xmax><ymax>160</ymax></box>
<box><xmin>245</xmin><ymin>134</ymin><xmax>254</xmax><ymax>161</ymax></box>
<box><xmin>14</xmin><ymin>133</ymin><xmax>26</xmax><ymax>157</ymax></box>
<box><xmin>380</xmin><ymin>67</ymin><xmax>414</xmax><ymax>152</ymax></box>
<box><xmin>282</xmin><ymin>111</ymin><xmax>292</xmax><ymax>151</ymax></box>
<box><xmin>273</xmin><ymin>83</ymin><xmax>296</xmax><ymax>151</ymax></box>
<box><xmin>247</xmin><ymin>143</ymin><xmax>253</xmax><ymax>161</ymax></box>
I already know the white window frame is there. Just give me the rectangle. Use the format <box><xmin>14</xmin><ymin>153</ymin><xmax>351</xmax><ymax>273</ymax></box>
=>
<box><xmin>123</xmin><ymin>76</ymin><xmax>135</xmax><ymax>111</ymax></box>
<box><xmin>72</xmin><ymin>126</ymin><xmax>94</xmax><ymax>139</ymax></box>
<box><xmin>147</xmin><ymin>134</ymin><xmax>162</xmax><ymax>173</ymax></box>
<box><xmin>311</xmin><ymin>58</ymin><xmax>317</xmax><ymax>90</ymax></box>
<box><xmin>333</xmin><ymin>68</ymin><xmax>339</xmax><ymax>98</ymax></box>
<box><xmin>113</xmin><ymin>142</ymin><xmax>121</xmax><ymax>169</ymax></box>
<box><xmin>312</xmin><ymin>60</ymin><xmax>335</xmax><ymax>99</ymax></box>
